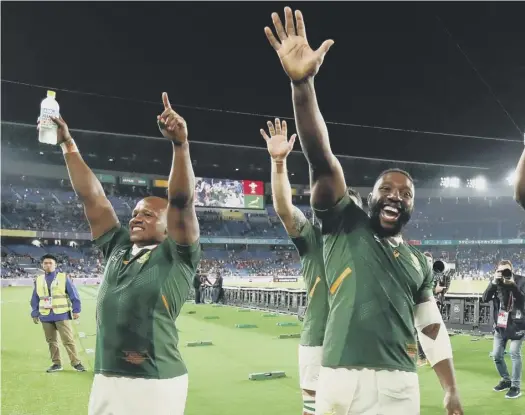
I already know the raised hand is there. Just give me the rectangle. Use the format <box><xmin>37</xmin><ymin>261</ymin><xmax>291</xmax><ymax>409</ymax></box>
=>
<box><xmin>261</xmin><ymin>119</ymin><xmax>296</xmax><ymax>162</ymax></box>
<box><xmin>157</xmin><ymin>92</ymin><xmax>188</xmax><ymax>143</ymax></box>
<box><xmin>265</xmin><ymin>7</ymin><xmax>334</xmax><ymax>82</ymax></box>
<box><xmin>37</xmin><ymin>116</ymin><xmax>73</xmax><ymax>144</ymax></box>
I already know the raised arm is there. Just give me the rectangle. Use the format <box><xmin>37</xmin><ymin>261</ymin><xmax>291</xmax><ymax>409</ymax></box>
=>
<box><xmin>157</xmin><ymin>93</ymin><xmax>199</xmax><ymax>245</ymax></box>
<box><xmin>514</xmin><ymin>144</ymin><xmax>525</xmax><ymax>209</ymax></box>
<box><xmin>265</xmin><ymin>7</ymin><xmax>347</xmax><ymax>210</ymax></box>
<box><xmin>46</xmin><ymin>117</ymin><xmax>118</xmax><ymax>239</ymax></box>
<box><xmin>261</xmin><ymin>118</ymin><xmax>307</xmax><ymax>237</ymax></box>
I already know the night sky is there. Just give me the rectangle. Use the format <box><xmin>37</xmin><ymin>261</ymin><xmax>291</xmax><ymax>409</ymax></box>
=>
<box><xmin>2</xmin><ymin>1</ymin><xmax>525</xmax><ymax>173</ymax></box>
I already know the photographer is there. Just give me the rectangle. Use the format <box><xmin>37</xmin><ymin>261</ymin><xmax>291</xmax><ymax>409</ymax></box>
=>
<box><xmin>483</xmin><ymin>260</ymin><xmax>525</xmax><ymax>399</ymax></box>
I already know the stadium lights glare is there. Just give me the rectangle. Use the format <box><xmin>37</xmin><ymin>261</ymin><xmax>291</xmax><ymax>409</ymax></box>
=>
<box><xmin>506</xmin><ymin>171</ymin><xmax>516</xmax><ymax>186</ymax></box>
<box><xmin>440</xmin><ymin>177</ymin><xmax>460</xmax><ymax>188</ymax></box>
<box><xmin>467</xmin><ymin>176</ymin><xmax>487</xmax><ymax>190</ymax></box>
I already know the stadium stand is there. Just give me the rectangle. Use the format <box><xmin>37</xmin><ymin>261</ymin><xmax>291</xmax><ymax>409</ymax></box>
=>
<box><xmin>2</xmin><ymin>121</ymin><xmax>524</xmax><ymax>280</ymax></box>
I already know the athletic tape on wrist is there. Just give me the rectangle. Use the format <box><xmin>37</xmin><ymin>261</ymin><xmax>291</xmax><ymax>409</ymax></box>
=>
<box><xmin>61</xmin><ymin>139</ymin><xmax>79</xmax><ymax>154</ymax></box>
<box><xmin>414</xmin><ymin>299</ymin><xmax>453</xmax><ymax>367</ymax></box>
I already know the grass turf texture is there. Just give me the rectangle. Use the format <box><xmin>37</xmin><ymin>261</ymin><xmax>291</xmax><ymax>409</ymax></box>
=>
<box><xmin>2</xmin><ymin>286</ymin><xmax>524</xmax><ymax>415</ymax></box>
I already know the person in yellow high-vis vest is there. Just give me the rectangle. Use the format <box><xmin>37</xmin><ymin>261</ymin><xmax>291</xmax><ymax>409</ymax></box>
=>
<box><xmin>30</xmin><ymin>254</ymin><xmax>86</xmax><ymax>373</ymax></box>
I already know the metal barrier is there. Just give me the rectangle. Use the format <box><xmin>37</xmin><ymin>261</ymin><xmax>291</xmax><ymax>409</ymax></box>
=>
<box><xmin>220</xmin><ymin>287</ymin><xmax>496</xmax><ymax>331</ymax></box>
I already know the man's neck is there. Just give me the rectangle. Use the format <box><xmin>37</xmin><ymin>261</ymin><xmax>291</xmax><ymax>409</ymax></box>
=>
<box><xmin>131</xmin><ymin>243</ymin><xmax>158</xmax><ymax>256</ymax></box>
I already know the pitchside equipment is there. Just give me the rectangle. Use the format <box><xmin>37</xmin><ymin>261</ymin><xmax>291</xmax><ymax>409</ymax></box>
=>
<box><xmin>249</xmin><ymin>371</ymin><xmax>286</xmax><ymax>381</ymax></box>
<box><xmin>186</xmin><ymin>341</ymin><xmax>213</xmax><ymax>347</ymax></box>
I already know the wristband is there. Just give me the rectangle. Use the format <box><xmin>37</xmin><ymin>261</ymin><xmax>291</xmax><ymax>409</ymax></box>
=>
<box><xmin>61</xmin><ymin>139</ymin><xmax>79</xmax><ymax>155</ymax></box>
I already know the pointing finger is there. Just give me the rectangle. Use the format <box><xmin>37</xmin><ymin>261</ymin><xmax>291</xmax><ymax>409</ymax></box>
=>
<box><xmin>162</xmin><ymin>92</ymin><xmax>171</xmax><ymax>109</ymax></box>
<box><xmin>282</xmin><ymin>120</ymin><xmax>288</xmax><ymax>136</ymax></box>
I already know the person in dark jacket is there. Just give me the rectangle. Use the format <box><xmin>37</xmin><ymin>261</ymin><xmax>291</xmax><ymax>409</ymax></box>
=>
<box><xmin>483</xmin><ymin>260</ymin><xmax>525</xmax><ymax>399</ymax></box>
<box><xmin>212</xmin><ymin>271</ymin><xmax>224</xmax><ymax>304</ymax></box>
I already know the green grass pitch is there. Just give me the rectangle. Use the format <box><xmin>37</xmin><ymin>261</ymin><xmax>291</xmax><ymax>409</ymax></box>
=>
<box><xmin>1</xmin><ymin>286</ymin><xmax>524</xmax><ymax>415</ymax></box>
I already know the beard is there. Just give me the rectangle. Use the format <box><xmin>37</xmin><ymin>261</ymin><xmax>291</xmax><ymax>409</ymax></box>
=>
<box><xmin>368</xmin><ymin>200</ymin><xmax>412</xmax><ymax>238</ymax></box>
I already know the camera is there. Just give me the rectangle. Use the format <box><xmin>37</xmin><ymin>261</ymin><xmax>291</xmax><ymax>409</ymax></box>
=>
<box><xmin>501</xmin><ymin>268</ymin><xmax>513</xmax><ymax>280</ymax></box>
<box><xmin>433</xmin><ymin>260</ymin><xmax>449</xmax><ymax>275</ymax></box>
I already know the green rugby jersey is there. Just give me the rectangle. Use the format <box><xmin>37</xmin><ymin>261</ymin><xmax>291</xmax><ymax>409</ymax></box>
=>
<box><xmin>94</xmin><ymin>225</ymin><xmax>201</xmax><ymax>379</ymax></box>
<box><xmin>290</xmin><ymin>221</ymin><xmax>328</xmax><ymax>347</ymax></box>
<box><xmin>315</xmin><ymin>193</ymin><xmax>433</xmax><ymax>372</ymax></box>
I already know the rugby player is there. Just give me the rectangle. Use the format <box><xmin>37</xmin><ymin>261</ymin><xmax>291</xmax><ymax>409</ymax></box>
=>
<box><xmin>264</xmin><ymin>8</ymin><xmax>463</xmax><ymax>415</ymax></box>
<box><xmin>43</xmin><ymin>92</ymin><xmax>200</xmax><ymax>415</ymax></box>
<box><xmin>262</xmin><ymin>119</ymin><xmax>364</xmax><ymax>415</ymax></box>
<box><xmin>262</xmin><ymin>118</ymin><xmax>326</xmax><ymax>415</ymax></box>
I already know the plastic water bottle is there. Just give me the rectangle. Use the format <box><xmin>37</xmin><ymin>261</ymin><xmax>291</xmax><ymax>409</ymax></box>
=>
<box><xmin>38</xmin><ymin>90</ymin><xmax>60</xmax><ymax>145</ymax></box>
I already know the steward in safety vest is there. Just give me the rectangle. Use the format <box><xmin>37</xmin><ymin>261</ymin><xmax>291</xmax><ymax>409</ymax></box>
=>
<box><xmin>30</xmin><ymin>253</ymin><xmax>85</xmax><ymax>373</ymax></box>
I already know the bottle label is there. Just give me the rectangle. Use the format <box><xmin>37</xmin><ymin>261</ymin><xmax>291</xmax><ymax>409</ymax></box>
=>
<box><xmin>40</xmin><ymin>108</ymin><xmax>59</xmax><ymax>129</ymax></box>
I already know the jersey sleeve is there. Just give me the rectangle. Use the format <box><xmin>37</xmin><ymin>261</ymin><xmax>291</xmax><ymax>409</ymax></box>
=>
<box><xmin>290</xmin><ymin>221</ymin><xmax>318</xmax><ymax>258</ymax></box>
<box><xmin>162</xmin><ymin>237</ymin><xmax>202</xmax><ymax>270</ymax></box>
<box><xmin>313</xmin><ymin>192</ymin><xmax>367</xmax><ymax>232</ymax></box>
<box><xmin>93</xmin><ymin>225</ymin><xmax>131</xmax><ymax>261</ymax></box>
<box><xmin>414</xmin><ymin>255</ymin><xmax>434</xmax><ymax>303</ymax></box>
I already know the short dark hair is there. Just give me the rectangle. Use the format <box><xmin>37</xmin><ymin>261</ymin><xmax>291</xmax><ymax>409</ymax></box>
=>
<box><xmin>376</xmin><ymin>168</ymin><xmax>414</xmax><ymax>184</ymax></box>
<box><xmin>41</xmin><ymin>254</ymin><xmax>58</xmax><ymax>263</ymax></box>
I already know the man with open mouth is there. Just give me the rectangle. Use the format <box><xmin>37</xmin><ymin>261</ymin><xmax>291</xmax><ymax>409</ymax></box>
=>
<box><xmin>264</xmin><ymin>7</ymin><xmax>463</xmax><ymax>415</ymax></box>
<box><xmin>43</xmin><ymin>92</ymin><xmax>201</xmax><ymax>415</ymax></box>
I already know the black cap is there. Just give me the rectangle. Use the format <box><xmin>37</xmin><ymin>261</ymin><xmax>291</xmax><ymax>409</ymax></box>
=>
<box><xmin>41</xmin><ymin>254</ymin><xmax>58</xmax><ymax>263</ymax></box>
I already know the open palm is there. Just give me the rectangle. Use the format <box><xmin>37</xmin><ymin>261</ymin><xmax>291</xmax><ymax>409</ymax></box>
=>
<box><xmin>261</xmin><ymin>119</ymin><xmax>296</xmax><ymax>161</ymax></box>
<box><xmin>265</xmin><ymin>7</ymin><xmax>334</xmax><ymax>82</ymax></box>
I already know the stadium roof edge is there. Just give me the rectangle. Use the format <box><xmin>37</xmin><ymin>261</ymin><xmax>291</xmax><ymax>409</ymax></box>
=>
<box><xmin>1</xmin><ymin>121</ymin><xmax>489</xmax><ymax>171</ymax></box>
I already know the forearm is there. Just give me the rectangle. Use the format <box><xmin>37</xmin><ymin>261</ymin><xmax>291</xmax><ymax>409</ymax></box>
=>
<box><xmin>291</xmin><ymin>78</ymin><xmax>333</xmax><ymax>170</ymax></box>
<box><xmin>271</xmin><ymin>159</ymin><xmax>294</xmax><ymax>220</ymax></box>
<box><xmin>30</xmin><ymin>290</ymin><xmax>39</xmax><ymax>317</ymax></box>
<box><xmin>482</xmin><ymin>284</ymin><xmax>497</xmax><ymax>303</ymax></box>
<box><xmin>62</xmin><ymin>140</ymin><xmax>106</xmax><ymax>203</ymax></box>
<box><xmin>432</xmin><ymin>359</ymin><xmax>459</xmax><ymax>393</ymax></box>
<box><xmin>514</xmin><ymin>147</ymin><xmax>525</xmax><ymax>208</ymax></box>
<box><xmin>168</xmin><ymin>142</ymin><xmax>195</xmax><ymax>206</ymax></box>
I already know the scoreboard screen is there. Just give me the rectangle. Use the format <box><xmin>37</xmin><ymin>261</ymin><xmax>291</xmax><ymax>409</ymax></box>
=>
<box><xmin>194</xmin><ymin>178</ymin><xmax>264</xmax><ymax>209</ymax></box>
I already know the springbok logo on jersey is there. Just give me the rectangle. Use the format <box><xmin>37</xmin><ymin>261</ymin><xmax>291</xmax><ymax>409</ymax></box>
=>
<box><xmin>248</xmin><ymin>181</ymin><xmax>258</xmax><ymax>194</ymax></box>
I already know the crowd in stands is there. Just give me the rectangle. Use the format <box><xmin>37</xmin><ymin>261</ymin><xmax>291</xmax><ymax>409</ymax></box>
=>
<box><xmin>2</xmin><ymin>182</ymin><xmax>525</xmax><ymax>280</ymax></box>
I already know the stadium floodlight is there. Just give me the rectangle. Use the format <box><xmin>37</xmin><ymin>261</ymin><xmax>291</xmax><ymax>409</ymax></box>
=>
<box><xmin>466</xmin><ymin>176</ymin><xmax>487</xmax><ymax>190</ymax></box>
<box><xmin>506</xmin><ymin>171</ymin><xmax>516</xmax><ymax>186</ymax></box>
<box><xmin>440</xmin><ymin>177</ymin><xmax>460</xmax><ymax>188</ymax></box>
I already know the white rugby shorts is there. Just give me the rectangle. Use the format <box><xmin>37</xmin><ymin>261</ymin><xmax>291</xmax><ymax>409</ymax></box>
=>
<box><xmin>88</xmin><ymin>373</ymin><xmax>188</xmax><ymax>415</ymax></box>
<box><xmin>298</xmin><ymin>345</ymin><xmax>323</xmax><ymax>391</ymax></box>
<box><xmin>315</xmin><ymin>367</ymin><xmax>420</xmax><ymax>415</ymax></box>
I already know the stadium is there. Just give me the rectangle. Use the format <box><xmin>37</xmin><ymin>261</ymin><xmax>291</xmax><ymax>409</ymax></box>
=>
<box><xmin>2</xmin><ymin>2</ymin><xmax>525</xmax><ymax>415</ymax></box>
